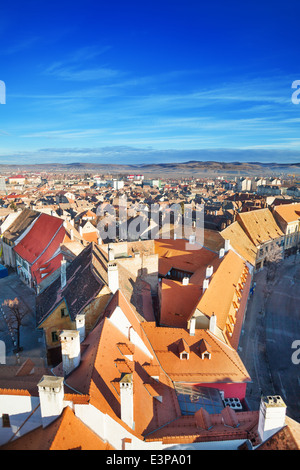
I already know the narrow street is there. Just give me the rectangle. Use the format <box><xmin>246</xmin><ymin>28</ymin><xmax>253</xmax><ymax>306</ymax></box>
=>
<box><xmin>0</xmin><ymin>272</ymin><xmax>45</xmax><ymax>366</ymax></box>
<box><xmin>239</xmin><ymin>255</ymin><xmax>300</xmax><ymax>422</ymax></box>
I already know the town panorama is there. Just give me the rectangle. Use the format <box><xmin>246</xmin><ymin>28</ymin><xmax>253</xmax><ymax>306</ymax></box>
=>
<box><xmin>0</xmin><ymin>163</ymin><xmax>300</xmax><ymax>451</ymax></box>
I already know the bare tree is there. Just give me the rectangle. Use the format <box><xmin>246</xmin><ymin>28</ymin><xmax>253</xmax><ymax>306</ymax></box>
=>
<box><xmin>2</xmin><ymin>298</ymin><xmax>29</xmax><ymax>352</ymax></box>
<box><xmin>265</xmin><ymin>242</ymin><xmax>283</xmax><ymax>282</ymax></box>
<box><xmin>262</xmin><ymin>242</ymin><xmax>283</xmax><ymax>312</ymax></box>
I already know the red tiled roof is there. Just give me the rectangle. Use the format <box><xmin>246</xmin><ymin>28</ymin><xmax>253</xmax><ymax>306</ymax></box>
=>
<box><xmin>0</xmin><ymin>406</ymin><xmax>115</xmax><ymax>450</ymax></box>
<box><xmin>57</xmin><ymin>295</ymin><xmax>181</xmax><ymax>438</ymax></box>
<box><xmin>141</xmin><ymin>323</ymin><xmax>251</xmax><ymax>384</ymax></box>
<box><xmin>159</xmin><ymin>279</ymin><xmax>202</xmax><ymax>327</ymax></box>
<box><xmin>14</xmin><ymin>213</ymin><xmax>64</xmax><ymax>264</ymax></box>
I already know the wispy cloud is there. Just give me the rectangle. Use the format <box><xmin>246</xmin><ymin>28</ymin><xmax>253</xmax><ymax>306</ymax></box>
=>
<box><xmin>1</xmin><ymin>37</ymin><xmax>40</xmax><ymax>55</ymax></box>
<box><xmin>42</xmin><ymin>45</ymin><xmax>121</xmax><ymax>82</ymax></box>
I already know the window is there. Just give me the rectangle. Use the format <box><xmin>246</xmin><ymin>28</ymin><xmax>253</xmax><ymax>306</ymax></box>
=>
<box><xmin>2</xmin><ymin>414</ymin><xmax>10</xmax><ymax>428</ymax></box>
<box><xmin>180</xmin><ymin>353</ymin><xmax>189</xmax><ymax>360</ymax></box>
<box><xmin>203</xmin><ymin>352</ymin><xmax>211</xmax><ymax>360</ymax></box>
<box><xmin>61</xmin><ymin>308</ymin><xmax>68</xmax><ymax>318</ymax></box>
<box><xmin>51</xmin><ymin>331</ymin><xmax>59</xmax><ymax>343</ymax></box>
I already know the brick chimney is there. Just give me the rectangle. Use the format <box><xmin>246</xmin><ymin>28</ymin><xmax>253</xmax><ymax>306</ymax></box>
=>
<box><xmin>37</xmin><ymin>376</ymin><xmax>64</xmax><ymax>428</ymax></box>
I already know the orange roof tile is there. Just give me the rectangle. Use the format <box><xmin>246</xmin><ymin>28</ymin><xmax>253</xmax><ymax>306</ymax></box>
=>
<box><xmin>141</xmin><ymin>323</ymin><xmax>251</xmax><ymax>384</ymax></box>
<box><xmin>145</xmin><ymin>410</ymin><xmax>260</xmax><ymax>445</ymax></box>
<box><xmin>155</xmin><ymin>239</ymin><xmax>218</xmax><ymax>277</ymax></box>
<box><xmin>193</xmin><ymin>250</ymin><xmax>251</xmax><ymax>333</ymax></box>
<box><xmin>56</xmin><ymin>298</ymin><xmax>181</xmax><ymax>438</ymax></box>
<box><xmin>237</xmin><ymin>208</ymin><xmax>284</xmax><ymax>246</ymax></box>
<box><xmin>159</xmin><ymin>279</ymin><xmax>202</xmax><ymax>327</ymax></box>
<box><xmin>273</xmin><ymin>202</ymin><xmax>300</xmax><ymax>224</ymax></box>
<box><xmin>0</xmin><ymin>406</ymin><xmax>114</xmax><ymax>450</ymax></box>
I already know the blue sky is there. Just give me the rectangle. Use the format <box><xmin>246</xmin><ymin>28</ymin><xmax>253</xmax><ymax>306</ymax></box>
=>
<box><xmin>1</xmin><ymin>0</ymin><xmax>300</xmax><ymax>165</ymax></box>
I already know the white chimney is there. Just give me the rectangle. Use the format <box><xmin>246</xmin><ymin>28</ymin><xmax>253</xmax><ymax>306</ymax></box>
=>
<box><xmin>182</xmin><ymin>277</ymin><xmax>189</xmax><ymax>286</ymax></box>
<box><xmin>108</xmin><ymin>262</ymin><xmax>119</xmax><ymax>294</ymax></box>
<box><xmin>120</xmin><ymin>373</ymin><xmax>134</xmax><ymax>430</ymax></box>
<box><xmin>70</xmin><ymin>228</ymin><xmax>74</xmax><ymax>241</ymax></box>
<box><xmin>189</xmin><ymin>316</ymin><xmax>196</xmax><ymax>336</ymax></box>
<box><xmin>108</xmin><ymin>245</ymin><xmax>115</xmax><ymax>261</ymax></box>
<box><xmin>258</xmin><ymin>395</ymin><xmax>287</xmax><ymax>443</ymax></box>
<box><xmin>37</xmin><ymin>376</ymin><xmax>64</xmax><ymax>428</ymax></box>
<box><xmin>206</xmin><ymin>265</ymin><xmax>213</xmax><ymax>278</ymax></box>
<box><xmin>203</xmin><ymin>278</ymin><xmax>209</xmax><ymax>292</ymax></box>
<box><xmin>224</xmin><ymin>239</ymin><xmax>230</xmax><ymax>253</ymax></box>
<box><xmin>61</xmin><ymin>258</ymin><xmax>67</xmax><ymax>289</ymax></box>
<box><xmin>209</xmin><ymin>314</ymin><xmax>217</xmax><ymax>334</ymax></box>
<box><xmin>60</xmin><ymin>330</ymin><xmax>81</xmax><ymax>377</ymax></box>
<box><xmin>75</xmin><ymin>314</ymin><xmax>85</xmax><ymax>343</ymax></box>
<box><xmin>79</xmin><ymin>225</ymin><xmax>83</xmax><ymax>236</ymax></box>
<box><xmin>219</xmin><ymin>248</ymin><xmax>225</xmax><ymax>258</ymax></box>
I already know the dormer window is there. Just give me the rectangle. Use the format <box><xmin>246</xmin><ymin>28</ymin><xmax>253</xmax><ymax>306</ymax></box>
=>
<box><xmin>198</xmin><ymin>338</ymin><xmax>212</xmax><ymax>360</ymax></box>
<box><xmin>202</xmin><ymin>352</ymin><xmax>211</xmax><ymax>360</ymax></box>
<box><xmin>181</xmin><ymin>352</ymin><xmax>189</xmax><ymax>360</ymax></box>
<box><xmin>177</xmin><ymin>338</ymin><xmax>190</xmax><ymax>360</ymax></box>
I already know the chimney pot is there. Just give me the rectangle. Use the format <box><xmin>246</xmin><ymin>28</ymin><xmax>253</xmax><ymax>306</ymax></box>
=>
<box><xmin>61</xmin><ymin>258</ymin><xmax>67</xmax><ymax>289</ymax></box>
<box><xmin>206</xmin><ymin>265</ymin><xmax>213</xmax><ymax>278</ymax></box>
<box><xmin>108</xmin><ymin>262</ymin><xmax>119</xmax><ymax>294</ymax></box>
<box><xmin>120</xmin><ymin>373</ymin><xmax>134</xmax><ymax>429</ymax></box>
<box><xmin>203</xmin><ymin>278</ymin><xmax>209</xmax><ymax>292</ymax></box>
<box><xmin>60</xmin><ymin>330</ymin><xmax>81</xmax><ymax>376</ymax></box>
<box><xmin>37</xmin><ymin>376</ymin><xmax>64</xmax><ymax>428</ymax></box>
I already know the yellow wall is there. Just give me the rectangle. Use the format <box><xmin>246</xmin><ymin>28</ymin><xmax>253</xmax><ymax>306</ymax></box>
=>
<box><xmin>38</xmin><ymin>286</ymin><xmax>112</xmax><ymax>350</ymax></box>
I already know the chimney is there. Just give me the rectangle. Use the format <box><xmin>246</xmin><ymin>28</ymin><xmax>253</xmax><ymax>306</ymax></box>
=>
<box><xmin>219</xmin><ymin>248</ymin><xmax>225</xmax><ymax>258</ymax></box>
<box><xmin>75</xmin><ymin>314</ymin><xmax>85</xmax><ymax>343</ymax></box>
<box><xmin>209</xmin><ymin>314</ymin><xmax>217</xmax><ymax>334</ymax></box>
<box><xmin>79</xmin><ymin>225</ymin><xmax>83</xmax><ymax>236</ymax></box>
<box><xmin>203</xmin><ymin>278</ymin><xmax>209</xmax><ymax>292</ymax></box>
<box><xmin>60</xmin><ymin>330</ymin><xmax>81</xmax><ymax>376</ymax></box>
<box><xmin>206</xmin><ymin>265</ymin><xmax>213</xmax><ymax>278</ymax></box>
<box><xmin>108</xmin><ymin>262</ymin><xmax>119</xmax><ymax>294</ymax></box>
<box><xmin>108</xmin><ymin>245</ymin><xmax>115</xmax><ymax>261</ymax></box>
<box><xmin>70</xmin><ymin>228</ymin><xmax>74</xmax><ymax>241</ymax></box>
<box><xmin>189</xmin><ymin>316</ymin><xmax>196</xmax><ymax>336</ymax></box>
<box><xmin>258</xmin><ymin>395</ymin><xmax>287</xmax><ymax>443</ymax></box>
<box><xmin>37</xmin><ymin>376</ymin><xmax>64</xmax><ymax>428</ymax></box>
<box><xmin>61</xmin><ymin>258</ymin><xmax>67</xmax><ymax>289</ymax></box>
<box><xmin>120</xmin><ymin>373</ymin><xmax>134</xmax><ymax>430</ymax></box>
<box><xmin>189</xmin><ymin>234</ymin><xmax>195</xmax><ymax>244</ymax></box>
<box><xmin>224</xmin><ymin>239</ymin><xmax>230</xmax><ymax>253</ymax></box>
<box><xmin>182</xmin><ymin>276</ymin><xmax>189</xmax><ymax>286</ymax></box>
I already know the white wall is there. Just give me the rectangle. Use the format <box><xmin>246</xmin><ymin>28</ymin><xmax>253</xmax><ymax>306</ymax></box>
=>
<box><xmin>0</xmin><ymin>395</ymin><xmax>41</xmax><ymax>445</ymax></box>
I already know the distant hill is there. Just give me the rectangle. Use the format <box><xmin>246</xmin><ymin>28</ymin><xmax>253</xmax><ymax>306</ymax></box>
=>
<box><xmin>0</xmin><ymin>160</ymin><xmax>299</xmax><ymax>177</ymax></box>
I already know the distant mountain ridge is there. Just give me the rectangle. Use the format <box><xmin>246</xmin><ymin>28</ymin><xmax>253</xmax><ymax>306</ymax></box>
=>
<box><xmin>0</xmin><ymin>160</ymin><xmax>299</xmax><ymax>176</ymax></box>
